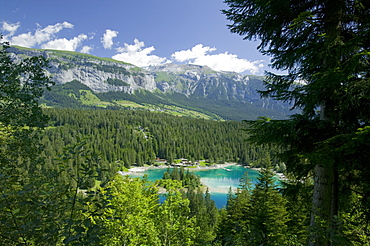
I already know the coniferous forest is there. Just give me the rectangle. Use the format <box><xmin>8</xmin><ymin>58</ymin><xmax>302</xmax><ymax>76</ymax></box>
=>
<box><xmin>41</xmin><ymin>108</ymin><xmax>255</xmax><ymax>170</ymax></box>
<box><xmin>2</xmin><ymin>0</ymin><xmax>370</xmax><ymax>245</ymax></box>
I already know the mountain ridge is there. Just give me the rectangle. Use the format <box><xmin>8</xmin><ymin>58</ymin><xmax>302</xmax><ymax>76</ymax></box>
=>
<box><xmin>9</xmin><ymin>46</ymin><xmax>295</xmax><ymax>121</ymax></box>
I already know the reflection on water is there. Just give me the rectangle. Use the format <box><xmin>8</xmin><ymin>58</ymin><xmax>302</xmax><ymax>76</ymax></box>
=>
<box><xmin>129</xmin><ymin>165</ymin><xmax>260</xmax><ymax>208</ymax></box>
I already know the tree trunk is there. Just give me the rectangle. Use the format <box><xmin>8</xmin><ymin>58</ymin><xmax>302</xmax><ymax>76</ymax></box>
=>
<box><xmin>309</xmin><ymin>1</ymin><xmax>343</xmax><ymax>242</ymax></box>
<box><xmin>309</xmin><ymin>163</ymin><xmax>335</xmax><ymax>246</ymax></box>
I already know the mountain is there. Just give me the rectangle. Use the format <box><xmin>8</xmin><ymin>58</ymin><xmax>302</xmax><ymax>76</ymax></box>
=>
<box><xmin>9</xmin><ymin>46</ymin><xmax>295</xmax><ymax>121</ymax></box>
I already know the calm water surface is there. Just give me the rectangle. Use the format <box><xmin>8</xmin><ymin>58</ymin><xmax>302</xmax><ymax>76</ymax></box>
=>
<box><xmin>129</xmin><ymin>165</ymin><xmax>260</xmax><ymax>208</ymax></box>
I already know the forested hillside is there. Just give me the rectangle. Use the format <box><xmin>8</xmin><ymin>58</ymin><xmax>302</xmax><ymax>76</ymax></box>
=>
<box><xmin>40</xmin><ymin>108</ymin><xmax>269</xmax><ymax>183</ymax></box>
<box><xmin>41</xmin><ymin>79</ymin><xmax>292</xmax><ymax>121</ymax></box>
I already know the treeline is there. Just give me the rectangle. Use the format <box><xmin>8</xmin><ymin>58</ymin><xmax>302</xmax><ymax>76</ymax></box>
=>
<box><xmin>41</xmin><ymin>80</ymin><xmax>96</xmax><ymax>108</ymax></box>
<box><xmin>161</xmin><ymin>166</ymin><xmax>202</xmax><ymax>188</ymax></box>
<box><xmin>217</xmin><ymin>169</ymin><xmax>311</xmax><ymax>245</ymax></box>
<box><xmin>40</xmin><ymin>79</ymin><xmax>290</xmax><ymax>121</ymax></box>
<box><xmin>40</xmin><ymin>108</ymin><xmax>270</xmax><ymax>181</ymax></box>
<box><xmin>69</xmin><ymin>167</ymin><xmax>311</xmax><ymax>246</ymax></box>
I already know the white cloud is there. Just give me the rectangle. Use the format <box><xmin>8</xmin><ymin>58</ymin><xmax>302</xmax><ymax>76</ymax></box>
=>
<box><xmin>80</xmin><ymin>45</ymin><xmax>93</xmax><ymax>54</ymax></box>
<box><xmin>1</xmin><ymin>21</ymin><xmax>91</xmax><ymax>52</ymax></box>
<box><xmin>3</xmin><ymin>21</ymin><xmax>74</xmax><ymax>47</ymax></box>
<box><xmin>41</xmin><ymin>34</ymin><xmax>88</xmax><ymax>51</ymax></box>
<box><xmin>112</xmin><ymin>39</ymin><xmax>168</xmax><ymax>67</ymax></box>
<box><xmin>1</xmin><ymin>21</ymin><xmax>20</xmax><ymax>37</ymax></box>
<box><xmin>1</xmin><ymin>21</ymin><xmax>264</xmax><ymax>74</ymax></box>
<box><xmin>172</xmin><ymin>44</ymin><xmax>216</xmax><ymax>62</ymax></box>
<box><xmin>101</xmin><ymin>29</ymin><xmax>118</xmax><ymax>49</ymax></box>
<box><xmin>172</xmin><ymin>44</ymin><xmax>264</xmax><ymax>74</ymax></box>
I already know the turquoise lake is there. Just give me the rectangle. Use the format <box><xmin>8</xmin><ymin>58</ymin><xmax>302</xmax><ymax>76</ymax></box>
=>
<box><xmin>129</xmin><ymin>165</ymin><xmax>261</xmax><ymax>208</ymax></box>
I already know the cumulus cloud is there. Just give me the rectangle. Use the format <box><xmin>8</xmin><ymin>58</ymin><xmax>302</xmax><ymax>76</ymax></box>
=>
<box><xmin>41</xmin><ymin>34</ymin><xmax>88</xmax><ymax>51</ymax></box>
<box><xmin>80</xmin><ymin>45</ymin><xmax>93</xmax><ymax>54</ymax></box>
<box><xmin>1</xmin><ymin>21</ymin><xmax>264</xmax><ymax>74</ymax></box>
<box><xmin>4</xmin><ymin>21</ymin><xmax>74</xmax><ymax>48</ymax></box>
<box><xmin>171</xmin><ymin>44</ymin><xmax>264</xmax><ymax>74</ymax></box>
<box><xmin>1</xmin><ymin>21</ymin><xmax>20</xmax><ymax>37</ymax></box>
<box><xmin>101</xmin><ymin>29</ymin><xmax>118</xmax><ymax>49</ymax></box>
<box><xmin>172</xmin><ymin>44</ymin><xmax>216</xmax><ymax>62</ymax></box>
<box><xmin>112</xmin><ymin>39</ymin><xmax>168</xmax><ymax>67</ymax></box>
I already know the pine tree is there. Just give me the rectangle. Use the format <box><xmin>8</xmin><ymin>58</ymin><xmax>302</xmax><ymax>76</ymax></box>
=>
<box><xmin>248</xmin><ymin>169</ymin><xmax>289</xmax><ymax>245</ymax></box>
<box><xmin>216</xmin><ymin>174</ymin><xmax>252</xmax><ymax>246</ymax></box>
<box><xmin>223</xmin><ymin>1</ymin><xmax>370</xmax><ymax>244</ymax></box>
<box><xmin>185</xmin><ymin>187</ymin><xmax>218</xmax><ymax>245</ymax></box>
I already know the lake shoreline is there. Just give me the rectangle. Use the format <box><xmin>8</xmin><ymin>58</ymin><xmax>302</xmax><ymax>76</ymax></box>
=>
<box><xmin>118</xmin><ymin>164</ymin><xmax>286</xmax><ymax>208</ymax></box>
<box><xmin>118</xmin><ymin>163</ymin><xmax>287</xmax><ymax>181</ymax></box>
<box><xmin>118</xmin><ymin>162</ymin><xmax>240</xmax><ymax>176</ymax></box>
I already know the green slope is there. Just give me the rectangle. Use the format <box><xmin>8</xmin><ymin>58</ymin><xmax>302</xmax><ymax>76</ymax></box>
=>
<box><xmin>40</xmin><ymin>80</ymin><xmax>293</xmax><ymax>121</ymax></box>
<box><xmin>40</xmin><ymin>80</ymin><xmax>223</xmax><ymax>120</ymax></box>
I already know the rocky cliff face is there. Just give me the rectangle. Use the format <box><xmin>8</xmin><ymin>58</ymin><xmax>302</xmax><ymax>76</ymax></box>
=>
<box><xmin>148</xmin><ymin>63</ymin><xmax>276</xmax><ymax>107</ymax></box>
<box><xmin>9</xmin><ymin>46</ymin><xmax>157</xmax><ymax>93</ymax></box>
<box><xmin>9</xmin><ymin>46</ymin><xmax>288</xmax><ymax>112</ymax></box>
<box><xmin>9</xmin><ymin>47</ymin><xmax>257</xmax><ymax>98</ymax></box>
<box><xmin>50</xmin><ymin>67</ymin><xmax>157</xmax><ymax>93</ymax></box>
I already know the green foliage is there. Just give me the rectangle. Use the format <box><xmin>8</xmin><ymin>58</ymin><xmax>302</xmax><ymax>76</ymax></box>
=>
<box><xmin>97</xmin><ymin>175</ymin><xmax>161</xmax><ymax>245</ymax></box>
<box><xmin>0</xmin><ymin>131</ymin><xmax>106</xmax><ymax>245</ymax></box>
<box><xmin>161</xmin><ymin>167</ymin><xmax>202</xmax><ymax>188</ymax></box>
<box><xmin>155</xmin><ymin>179</ymin><xmax>197</xmax><ymax>245</ymax></box>
<box><xmin>154</xmin><ymin>71</ymin><xmax>176</xmax><ymax>83</ymax></box>
<box><xmin>216</xmin><ymin>170</ymin><xmax>296</xmax><ymax>245</ymax></box>
<box><xmin>1</xmin><ymin>41</ymin><xmax>53</xmax><ymax>128</ymax></box>
<box><xmin>0</xmin><ymin>37</ymin><xmax>56</xmax><ymax>244</ymax></box>
<box><xmin>39</xmin><ymin>107</ymin><xmax>260</xmax><ymax>179</ymax></box>
<box><xmin>78</xmin><ymin>90</ymin><xmax>110</xmax><ymax>107</ymax></box>
<box><xmin>41</xmin><ymin>80</ymin><xmax>97</xmax><ymax>108</ymax></box>
<box><xmin>0</xmin><ymin>38</ymin><xmax>112</xmax><ymax>245</ymax></box>
<box><xmin>216</xmin><ymin>174</ymin><xmax>253</xmax><ymax>246</ymax></box>
<box><xmin>105</xmin><ymin>78</ymin><xmax>130</xmax><ymax>86</ymax></box>
<box><xmin>183</xmin><ymin>187</ymin><xmax>219</xmax><ymax>245</ymax></box>
<box><xmin>281</xmin><ymin>179</ymin><xmax>312</xmax><ymax>244</ymax></box>
<box><xmin>40</xmin><ymin>80</ymin><xmax>293</xmax><ymax>121</ymax></box>
<box><xmin>224</xmin><ymin>0</ymin><xmax>370</xmax><ymax>244</ymax></box>
<box><xmin>248</xmin><ymin>169</ymin><xmax>289</xmax><ymax>245</ymax></box>
<box><xmin>95</xmin><ymin>177</ymin><xmax>197</xmax><ymax>245</ymax></box>
<box><xmin>9</xmin><ymin>30</ymin><xmax>370</xmax><ymax>245</ymax></box>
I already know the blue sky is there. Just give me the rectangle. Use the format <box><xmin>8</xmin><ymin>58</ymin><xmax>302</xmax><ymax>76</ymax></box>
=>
<box><xmin>1</xmin><ymin>0</ymin><xmax>271</xmax><ymax>75</ymax></box>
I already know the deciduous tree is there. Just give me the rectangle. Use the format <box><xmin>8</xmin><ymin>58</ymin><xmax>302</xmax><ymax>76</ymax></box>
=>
<box><xmin>0</xmin><ymin>35</ymin><xmax>54</xmax><ymax>245</ymax></box>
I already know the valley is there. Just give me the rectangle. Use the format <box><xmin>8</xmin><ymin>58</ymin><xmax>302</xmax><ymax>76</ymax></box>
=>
<box><xmin>10</xmin><ymin>45</ymin><xmax>296</xmax><ymax>121</ymax></box>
